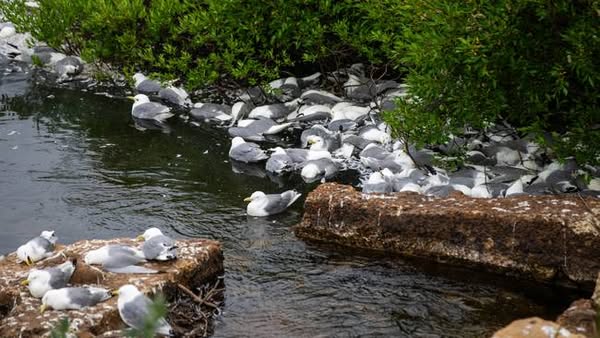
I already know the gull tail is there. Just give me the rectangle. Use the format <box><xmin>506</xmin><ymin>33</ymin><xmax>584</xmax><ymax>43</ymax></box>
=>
<box><xmin>105</xmin><ymin>266</ymin><xmax>159</xmax><ymax>274</ymax></box>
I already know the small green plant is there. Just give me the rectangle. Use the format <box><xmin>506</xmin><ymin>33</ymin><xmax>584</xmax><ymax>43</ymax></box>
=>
<box><xmin>50</xmin><ymin>317</ymin><xmax>70</xmax><ymax>338</ymax></box>
<box><xmin>124</xmin><ymin>294</ymin><xmax>168</xmax><ymax>338</ymax></box>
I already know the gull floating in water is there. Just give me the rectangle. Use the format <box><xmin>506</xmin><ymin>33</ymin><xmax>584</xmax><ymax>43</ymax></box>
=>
<box><xmin>84</xmin><ymin>245</ymin><xmax>158</xmax><ymax>274</ymax></box>
<box><xmin>22</xmin><ymin>259</ymin><xmax>76</xmax><ymax>298</ymax></box>
<box><xmin>137</xmin><ymin>228</ymin><xmax>177</xmax><ymax>261</ymax></box>
<box><xmin>130</xmin><ymin>94</ymin><xmax>174</xmax><ymax>122</ymax></box>
<box><xmin>16</xmin><ymin>230</ymin><xmax>57</xmax><ymax>266</ymax></box>
<box><xmin>116</xmin><ymin>284</ymin><xmax>174</xmax><ymax>336</ymax></box>
<box><xmin>41</xmin><ymin>287</ymin><xmax>112</xmax><ymax>312</ymax></box>
<box><xmin>244</xmin><ymin>190</ymin><xmax>302</xmax><ymax>217</ymax></box>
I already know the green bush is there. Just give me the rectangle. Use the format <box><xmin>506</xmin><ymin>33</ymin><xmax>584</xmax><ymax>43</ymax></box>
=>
<box><xmin>1</xmin><ymin>0</ymin><xmax>353</xmax><ymax>88</ymax></box>
<box><xmin>380</xmin><ymin>0</ymin><xmax>599</xmax><ymax>165</ymax></box>
<box><xmin>1</xmin><ymin>0</ymin><xmax>598</xmax><ymax>164</ymax></box>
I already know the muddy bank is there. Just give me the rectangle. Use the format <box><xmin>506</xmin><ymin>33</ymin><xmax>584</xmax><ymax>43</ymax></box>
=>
<box><xmin>0</xmin><ymin>238</ymin><xmax>223</xmax><ymax>337</ymax></box>
<box><xmin>295</xmin><ymin>183</ymin><xmax>600</xmax><ymax>288</ymax></box>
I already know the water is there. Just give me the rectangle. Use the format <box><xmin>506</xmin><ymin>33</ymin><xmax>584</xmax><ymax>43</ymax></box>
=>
<box><xmin>0</xmin><ymin>64</ymin><xmax>581</xmax><ymax>337</ymax></box>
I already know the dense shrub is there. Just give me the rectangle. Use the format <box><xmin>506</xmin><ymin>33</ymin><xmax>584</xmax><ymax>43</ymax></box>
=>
<box><xmin>1</xmin><ymin>0</ymin><xmax>598</xmax><ymax>164</ymax></box>
<box><xmin>379</xmin><ymin>0</ymin><xmax>599</xmax><ymax>165</ymax></box>
<box><xmin>1</xmin><ymin>0</ymin><xmax>352</xmax><ymax>88</ymax></box>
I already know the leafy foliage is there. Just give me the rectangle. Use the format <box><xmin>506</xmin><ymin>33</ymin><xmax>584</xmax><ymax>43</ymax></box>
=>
<box><xmin>381</xmin><ymin>0</ymin><xmax>599</xmax><ymax>165</ymax></box>
<box><xmin>124</xmin><ymin>294</ymin><xmax>168</xmax><ymax>338</ymax></box>
<box><xmin>50</xmin><ymin>317</ymin><xmax>70</xmax><ymax>338</ymax></box>
<box><xmin>1</xmin><ymin>0</ymin><xmax>598</xmax><ymax>164</ymax></box>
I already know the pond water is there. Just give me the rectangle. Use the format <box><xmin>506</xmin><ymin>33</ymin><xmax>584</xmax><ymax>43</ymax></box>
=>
<box><xmin>0</xmin><ymin>63</ymin><xmax>581</xmax><ymax>337</ymax></box>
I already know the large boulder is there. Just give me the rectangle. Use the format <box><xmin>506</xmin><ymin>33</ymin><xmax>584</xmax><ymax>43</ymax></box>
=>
<box><xmin>295</xmin><ymin>183</ymin><xmax>600</xmax><ymax>288</ymax></box>
<box><xmin>0</xmin><ymin>238</ymin><xmax>223</xmax><ymax>337</ymax></box>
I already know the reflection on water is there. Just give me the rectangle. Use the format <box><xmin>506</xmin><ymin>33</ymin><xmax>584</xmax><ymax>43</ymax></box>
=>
<box><xmin>0</xmin><ymin>67</ymin><xmax>582</xmax><ymax>337</ymax></box>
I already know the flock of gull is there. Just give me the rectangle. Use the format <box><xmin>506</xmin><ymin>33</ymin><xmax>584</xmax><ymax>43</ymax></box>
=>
<box><xmin>15</xmin><ymin>228</ymin><xmax>177</xmax><ymax>336</ymax></box>
<box><xmin>129</xmin><ymin>65</ymin><xmax>600</xmax><ymax>207</ymax></box>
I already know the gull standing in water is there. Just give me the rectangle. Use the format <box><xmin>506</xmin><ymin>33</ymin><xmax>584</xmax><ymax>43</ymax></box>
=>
<box><xmin>130</xmin><ymin>94</ymin><xmax>174</xmax><ymax>122</ymax></box>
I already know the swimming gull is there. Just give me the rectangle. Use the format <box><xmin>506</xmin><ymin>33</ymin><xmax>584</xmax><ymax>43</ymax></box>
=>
<box><xmin>229</xmin><ymin>137</ymin><xmax>268</xmax><ymax>163</ymax></box>
<box><xmin>137</xmin><ymin>227</ymin><xmax>177</xmax><ymax>261</ymax></box>
<box><xmin>189</xmin><ymin>102</ymin><xmax>232</xmax><ymax>123</ymax></box>
<box><xmin>244</xmin><ymin>190</ymin><xmax>302</xmax><ymax>217</ymax></box>
<box><xmin>16</xmin><ymin>230</ymin><xmax>57</xmax><ymax>265</ymax></box>
<box><xmin>265</xmin><ymin>147</ymin><xmax>294</xmax><ymax>174</ymax></box>
<box><xmin>84</xmin><ymin>245</ymin><xmax>158</xmax><ymax>274</ymax></box>
<box><xmin>22</xmin><ymin>259</ymin><xmax>76</xmax><ymax>298</ymax></box>
<box><xmin>41</xmin><ymin>287</ymin><xmax>112</xmax><ymax>312</ymax></box>
<box><xmin>116</xmin><ymin>284</ymin><xmax>174</xmax><ymax>336</ymax></box>
<box><xmin>130</xmin><ymin>94</ymin><xmax>174</xmax><ymax>122</ymax></box>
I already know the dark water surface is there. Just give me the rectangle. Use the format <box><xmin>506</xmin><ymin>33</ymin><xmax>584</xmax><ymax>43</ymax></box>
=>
<box><xmin>0</xmin><ymin>65</ymin><xmax>581</xmax><ymax>337</ymax></box>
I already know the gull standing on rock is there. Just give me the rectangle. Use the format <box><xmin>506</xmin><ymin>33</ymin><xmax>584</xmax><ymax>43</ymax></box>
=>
<box><xmin>16</xmin><ymin>230</ymin><xmax>57</xmax><ymax>265</ymax></box>
<box><xmin>116</xmin><ymin>284</ymin><xmax>174</xmax><ymax>336</ymax></box>
<box><xmin>41</xmin><ymin>287</ymin><xmax>112</xmax><ymax>312</ymax></box>
<box><xmin>84</xmin><ymin>245</ymin><xmax>158</xmax><ymax>274</ymax></box>
<box><xmin>229</xmin><ymin>136</ymin><xmax>268</xmax><ymax>163</ymax></box>
<box><xmin>244</xmin><ymin>190</ymin><xmax>302</xmax><ymax>216</ymax></box>
<box><xmin>159</xmin><ymin>85</ymin><xmax>191</xmax><ymax>107</ymax></box>
<box><xmin>22</xmin><ymin>259</ymin><xmax>76</xmax><ymax>298</ymax></box>
<box><xmin>130</xmin><ymin>94</ymin><xmax>174</xmax><ymax>122</ymax></box>
<box><xmin>137</xmin><ymin>228</ymin><xmax>177</xmax><ymax>261</ymax></box>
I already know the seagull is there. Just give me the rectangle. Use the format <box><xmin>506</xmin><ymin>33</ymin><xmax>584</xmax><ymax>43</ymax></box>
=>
<box><xmin>54</xmin><ymin>56</ymin><xmax>83</xmax><ymax>81</ymax></box>
<box><xmin>84</xmin><ymin>245</ymin><xmax>158</xmax><ymax>274</ymax></box>
<box><xmin>265</xmin><ymin>147</ymin><xmax>294</xmax><ymax>174</ymax></box>
<box><xmin>16</xmin><ymin>230</ymin><xmax>57</xmax><ymax>265</ymax></box>
<box><xmin>243</xmin><ymin>190</ymin><xmax>302</xmax><ymax>216</ymax></box>
<box><xmin>130</xmin><ymin>94</ymin><xmax>174</xmax><ymax>122</ymax></box>
<box><xmin>132</xmin><ymin>73</ymin><xmax>162</xmax><ymax>95</ymax></box>
<box><xmin>189</xmin><ymin>103</ymin><xmax>232</xmax><ymax>123</ymax></box>
<box><xmin>159</xmin><ymin>85</ymin><xmax>191</xmax><ymax>107</ymax></box>
<box><xmin>300</xmin><ymin>125</ymin><xmax>340</xmax><ymax>151</ymax></box>
<box><xmin>137</xmin><ymin>228</ymin><xmax>177</xmax><ymax>261</ymax></box>
<box><xmin>229</xmin><ymin>137</ymin><xmax>268</xmax><ymax>163</ymax></box>
<box><xmin>300</xmin><ymin>158</ymin><xmax>340</xmax><ymax>183</ymax></box>
<box><xmin>41</xmin><ymin>287</ymin><xmax>112</xmax><ymax>312</ymax></box>
<box><xmin>116</xmin><ymin>284</ymin><xmax>174</xmax><ymax>336</ymax></box>
<box><xmin>22</xmin><ymin>259</ymin><xmax>76</xmax><ymax>298</ymax></box>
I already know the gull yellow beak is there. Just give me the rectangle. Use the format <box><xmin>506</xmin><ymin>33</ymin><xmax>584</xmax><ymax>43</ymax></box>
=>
<box><xmin>307</xmin><ymin>139</ymin><xmax>315</xmax><ymax>145</ymax></box>
<box><xmin>127</xmin><ymin>96</ymin><xmax>135</xmax><ymax>100</ymax></box>
<box><xmin>20</xmin><ymin>279</ymin><xmax>29</xmax><ymax>286</ymax></box>
<box><xmin>25</xmin><ymin>256</ymin><xmax>33</xmax><ymax>266</ymax></box>
<box><xmin>111</xmin><ymin>290</ymin><xmax>119</xmax><ymax>296</ymax></box>
<box><xmin>243</xmin><ymin>197</ymin><xmax>252</xmax><ymax>202</ymax></box>
<box><xmin>136</xmin><ymin>235</ymin><xmax>145</xmax><ymax>241</ymax></box>
<box><xmin>39</xmin><ymin>304</ymin><xmax>46</xmax><ymax>314</ymax></box>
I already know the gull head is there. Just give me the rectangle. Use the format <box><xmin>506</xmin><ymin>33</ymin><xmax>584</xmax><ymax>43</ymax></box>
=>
<box><xmin>116</xmin><ymin>284</ymin><xmax>141</xmax><ymax>302</ymax></box>
<box><xmin>231</xmin><ymin>136</ymin><xmax>246</xmax><ymax>148</ymax></box>
<box><xmin>244</xmin><ymin>191</ymin><xmax>266</xmax><ymax>202</ymax></box>
<box><xmin>40</xmin><ymin>230</ymin><xmax>57</xmax><ymax>244</ymax></box>
<box><xmin>139</xmin><ymin>227</ymin><xmax>163</xmax><ymax>241</ymax></box>
<box><xmin>132</xmin><ymin>73</ymin><xmax>147</xmax><ymax>86</ymax></box>
<box><xmin>306</xmin><ymin>136</ymin><xmax>326</xmax><ymax>151</ymax></box>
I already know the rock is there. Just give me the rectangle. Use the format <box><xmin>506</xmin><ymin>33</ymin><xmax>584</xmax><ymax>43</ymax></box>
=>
<box><xmin>300</xmin><ymin>89</ymin><xmax>343</xmax><ymax>106</ymax></box>
<box><xmin>269</xmin><ymin>76</ymin><xmax>301</xmax><ymax>100</ymax></box>
<box><xmin>491</xmin><ymin>317</ymin><xmax>585</xmax><ymax>338</ymax></box>
<box><xmin>0</xmin><ymin>238</ymin><xmax>223</xmax><ymax>337</ymax></box>
<box><xmin>295</xmin><ymin>183</ymin><xmax>600</xmax><ymax>287</ymax></box>
<box><xmin>556</xmin><ymin>299</ymin><xmax>598</xmax><ymax>337</ymax></box>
